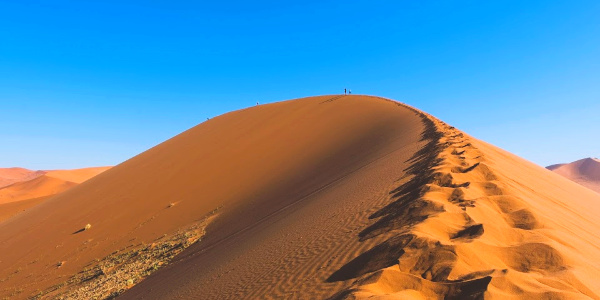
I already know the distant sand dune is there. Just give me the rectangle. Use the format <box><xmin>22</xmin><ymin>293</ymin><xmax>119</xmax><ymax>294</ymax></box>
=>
<box><xmin>548</xmin><ymin>158</ymin><xmax>600</xmax><ymax>193</ymax></box>
<box><xmin>0</xmin><ymin>95</ymin><xmax>598</xmax><ymax>299</ymax></box>
<box><xmin>0</xmin><ymin>167</ymin><xmax>45</xmax><ymax>188</ymax></box>
<box><xmin>0</xmin><ymin>167</ymin><xmax>110</xmax><ymax>223</ymax></box>
<box><xmin>327</xmin><ymin>109</ymin><xmax>600</xmax><ymax>299</ymax></box>
<box><xmin>0</xmin><ymin>175</ymin><xmax>77</xmax><ymax>205</ymax></box>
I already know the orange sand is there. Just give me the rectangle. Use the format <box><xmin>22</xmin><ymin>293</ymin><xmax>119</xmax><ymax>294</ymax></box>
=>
<box><xmin>0</xmin><ymin>95</ymin><xmax>598</xmax><ymax>299</ymax></box>
<box><xmin>44</xmin><ymin>167</ymin><xmax>111</xmax><ymax>184</ymax></box>
<box><xmin>0</xmin><ymin>167</ymin><xmax>110</xmax><ymax>224</ymax></box>
<box><xmin>0</xmin><ymin>175</ymin><xmax>77</xmax><ymax>205</ymax></box>
<box><xmin>0</xmin><ymin>168</ymin><xmax>45</xmax><ymax>188</ymax></box>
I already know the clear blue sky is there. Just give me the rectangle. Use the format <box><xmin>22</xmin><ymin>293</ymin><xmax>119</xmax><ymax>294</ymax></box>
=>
<box><xmin>1</xmin><ymin>0</ymin><xmax>598</xmax><ymax>169</ymax></box>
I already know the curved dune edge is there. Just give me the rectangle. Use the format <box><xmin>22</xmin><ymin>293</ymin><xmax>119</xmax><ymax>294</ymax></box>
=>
<box><xmin>0</xmin><ymin>95</ymin><xmax>426</xmax><ymax>299</ymax></box>
<box><xmin>327</xmin><ymin>101</ymin><xmax>600</xmax><ymax>299</ymax></box>
<box><xmin>1</xmin><ymin>96</ymin><xmax>599</xmax><ymax>299</ymax></box>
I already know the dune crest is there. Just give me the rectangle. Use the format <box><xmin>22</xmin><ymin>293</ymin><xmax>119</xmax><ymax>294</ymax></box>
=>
<box><xmin>328</xmin><ymin>107</ymin><xmax>600</xmax><ymax>299</ymax></box>
<box><xmin>0</xmin><ymin>96</ymin><xmax>598</xmax><ymax>299</ymax></box>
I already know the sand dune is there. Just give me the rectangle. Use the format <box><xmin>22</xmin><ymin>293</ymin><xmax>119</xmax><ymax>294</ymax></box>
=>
<box><xmin>0</xmin><ymin>167</ymin><xmax>110</xmax><ymax>224</ymax></box>
<box><xmin>0</xmin><ymin>167</ymin><xmax>45</xmax><ymax>188</ymax></box>
<box><xmin>0</xmin><ymin>95</ymin><xmax>599</xmax><ymax>299</ymax></box>
<box><xmin>44</xmin><ymin>167</ymin><xmax>111</xmax><ymax>184</ymax></box>
<box><xmin>548</xmin><ymin>158</ymin><xmax>600</xmax><ymax>193</ymax></box>
<box><xmin>0</xmin><ymin>175</ymin><xmax>77</xmax><ymax>205</ymax></box>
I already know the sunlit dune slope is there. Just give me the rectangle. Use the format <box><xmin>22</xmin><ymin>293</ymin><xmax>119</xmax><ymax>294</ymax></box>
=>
<box><xmin>1</xmin><ymin>95</ymin><xmax>599</xmax><ymax>299</ymax></box>
<box><xmin>548</xmin><ymin>158</ymin><xmax>600</xmax><ymax>193</ymax></box>
<box><xmin>0</xmin><ymin>167</ymin><xmax>45</xmax><ymax>188</ymax></box>
<box><xmin>123</xmin><ymin>98</ymin><xmax>600</xmax><ymax>300</ymax></box>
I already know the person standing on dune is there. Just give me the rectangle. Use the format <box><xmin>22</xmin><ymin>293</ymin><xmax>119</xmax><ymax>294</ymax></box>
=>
<box><xmin>344</xmin><ymin>88</ymin><xmax>347</xmax><ymax>95</ymax></box>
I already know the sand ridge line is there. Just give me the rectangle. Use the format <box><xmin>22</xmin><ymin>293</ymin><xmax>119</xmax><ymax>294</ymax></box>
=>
<box><xmin>113</xmin><ymin>95</ymin><xmax>427</xmax><ymax>300</ymax></box>
<box><xmin>326</xmin><ymin>100</ymin><xmax>597</xmax><ymax>299</ymax></box>
<box><xmin>236</xmin><ymin>97</ymin><xmax>427</xmax><ymax>299</ymax></box>
<box><xmin>326</xmin><ymin>111</ymin><xmax>492</xmax><ymax>299</ymax></box>
<box><xmin>6</xmin><ymin>95</ymin><xmax>598</xmax><ymax>299</ymax></box>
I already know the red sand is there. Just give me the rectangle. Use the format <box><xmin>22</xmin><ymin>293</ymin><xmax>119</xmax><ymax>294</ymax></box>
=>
<box><xmin>0</xmin><ymin>167</ymin><xmax>110</xmax><ymax>224</ymax></box>
<box><xmin>0</xmin><ymin>95</ymin><xmax>598</xmax><ymax>299</ymax></box>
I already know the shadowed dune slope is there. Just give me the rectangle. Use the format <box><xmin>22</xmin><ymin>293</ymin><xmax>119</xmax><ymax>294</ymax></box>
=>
<box><xmin>0</xmin><ymin>167</ymin><xmax>45</xmax><ymax>188</ymax></box>
<box><xmin>548</xmin><ymin>158</ymin><xmax>600</xmax><ymax>193</ymax></box>
<box><xmin>2</xmin><ymin>95</ymin><xmax>600</xmax><ymax>299</ymax></box>
<box><xmin>123</xmin><ymin>99</ymin><xmax>600</xmax><ymax>299</ymax></box>
<box><xmin>0</xmin><ymin>95</ymin><xmax>425</xmax><ymax>299</ymax></box>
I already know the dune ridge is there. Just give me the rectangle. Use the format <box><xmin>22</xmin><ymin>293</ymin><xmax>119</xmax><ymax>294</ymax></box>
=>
<box><xmin>122</xmin><ymin>96</ymin><xmax>600</xmax><ymax>299</ymax></box>
<box><xmin>0</xmin><ymin>95</ymin><xmax>599</xmax><ymax>299</ymax></box>
<box><xmin>328</xmin><ymin>103</ymin><xmax>600</xmax><ymax>299</ymax></box>
<box><xmin>0</xmin><ymin>95</ymin><xmax>426</xmax><ymax>299</ymax></box>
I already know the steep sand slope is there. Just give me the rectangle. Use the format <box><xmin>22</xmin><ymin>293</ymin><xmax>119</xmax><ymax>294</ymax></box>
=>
<box><xmin>0</xmin><ymin>168</ymin><xmax>45</xmax><ymax>188</ymax></box>
<box><xmin>0</xmin><ymin>95</ymin><xmax>425</xmax><ymax>299</ymax></box>
<box><xmin>322</xmin><ymin>117</ymin><xmax>600</xmax><ymax>299</ymax></box>
<box><xmin>1</xmin><ymin>95</ymin><xmax>599</xmax><ymax>299</ymax></box>
<box><xmin>548</xmin><ymin>158</ymin><xmax>600</xmax><ymax>193</ymax></box>
<box><xmin>122</xmin><ymin>101</ymin><xmax>600</xmax><ymax>299</ymax></box>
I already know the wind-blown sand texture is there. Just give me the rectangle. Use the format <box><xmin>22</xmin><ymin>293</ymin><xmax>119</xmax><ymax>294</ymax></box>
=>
<box><xmin>548</xmin><ymin>158</ymin><xmax>600</xmax><ymax>194</ymax></box>
<box><xmin>0</xmin><ymin>95</ymin><xmax>598</xmax><ymax>299</ymax></box>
